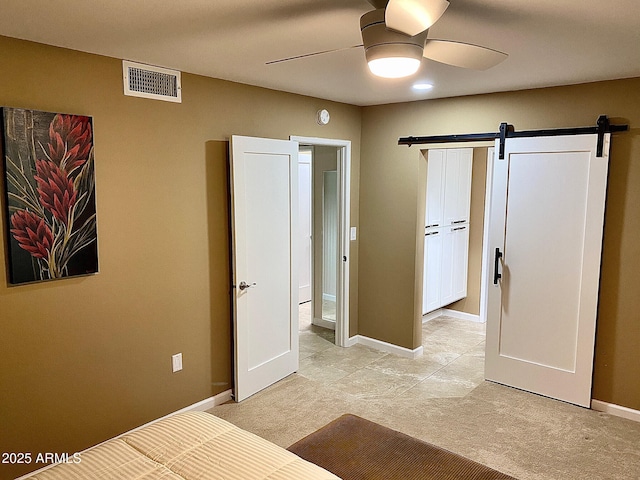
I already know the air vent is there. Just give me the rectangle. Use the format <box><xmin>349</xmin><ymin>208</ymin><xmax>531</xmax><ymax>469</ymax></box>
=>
<box><xmin>123</xmin><ymin>60</ymin><xmax>182</xmax><ymax>103</ymax></box>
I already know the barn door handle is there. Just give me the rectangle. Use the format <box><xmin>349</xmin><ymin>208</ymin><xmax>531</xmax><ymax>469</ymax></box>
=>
<box><xmin>493</xmin><ymin>248</ymin><xmax>503</xmax><ymax>285</ymax></box>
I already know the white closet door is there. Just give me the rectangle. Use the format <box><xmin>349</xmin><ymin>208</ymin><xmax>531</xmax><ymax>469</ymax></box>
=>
<box><xmin>425</xmin><ymin>150</ymin><xmax>445</xmax><ymax>228</ymax></box>
<box><xmin>439</xmin><ymin>226</ymin><xmax>455</xmax><ymax>306</ymax></box>
<box><xmin>443</xmin><ymin>148</ymin><xmax>472</xmax><ymax>225</ymax></box>
<box><xmin>422</xmin><ymin>229</ymin><xmax>443</xmax><ymax>314</ymax></box>
<box><xmin>485</xmin><ymin>133</ymin><xmax>610</xmax><ymax>407</ymax></box>
<box><xmin>424</xmin><ymin>148</ymin><xmax>472</xmax><ymax>313</ymax></box>
<box><xmin>439</xmin><ymin>223</ymin><xmax>469</xmax><ymax>306</ymax></box>
<box><xmin>451</xmin><ymin>224</ymin><xmax>470</xmax><ymax>301</ymax></box>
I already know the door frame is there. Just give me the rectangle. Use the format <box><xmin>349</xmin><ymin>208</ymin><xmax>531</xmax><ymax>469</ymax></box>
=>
<box><xmin>479</xmin><ymin>147</ymin><xmax>495</xmax><ymax>324</ymax></box>
<box><xmin>291</xmin><ymin>136</ymin><xmax>351</xmax><ymax>348</ymax></box>
<box><xmin>298</xmin><ymin>148</ymin><xmax>313</xmax><ymax>304</ymax></box>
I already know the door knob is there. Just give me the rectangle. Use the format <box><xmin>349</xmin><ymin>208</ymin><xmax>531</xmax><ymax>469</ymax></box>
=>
<box><xmin>238</xmin><ymin>281</ymin><xmax>256</xmax><ymax>291</ymax></box>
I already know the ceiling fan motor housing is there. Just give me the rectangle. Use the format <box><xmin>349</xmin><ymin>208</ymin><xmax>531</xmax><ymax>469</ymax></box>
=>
<box><xmin>360</xmin><ymin>9</ymin><xmax>427</xmax><ymax>65</ymax></box>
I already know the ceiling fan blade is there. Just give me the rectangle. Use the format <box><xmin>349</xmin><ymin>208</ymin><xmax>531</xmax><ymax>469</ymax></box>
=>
<box><xmin>266</xmin><ymin>45</ymin><xmax>363</xmax><ymax>65</ymax></box>
<box><xmin>385</xmin><ymin>0</ymin><xmax>450</xmax><ymax>36</ymax></box>
<box><xmin>423</xmin><ymin>39</ymin><xmax>508</xmax><ymax>70</ymax></box>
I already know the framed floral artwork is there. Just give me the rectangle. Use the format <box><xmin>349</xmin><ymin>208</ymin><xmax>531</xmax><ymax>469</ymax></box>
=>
<box><xmin>2</xmin><ymin>108</ymin><xmax>98</xmax><ymax>284</ymax></box>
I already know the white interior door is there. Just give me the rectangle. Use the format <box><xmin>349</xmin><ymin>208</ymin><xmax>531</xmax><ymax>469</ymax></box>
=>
<box><xmin>298</xmin><ymin>150</ymin><xmax>312</xmax><ymax>304</ymax></box>
<box><xmin>422</xmin><ymin>229</ymin><xmax>443</xmax><ymax>314</ymax></box>
<box><xmin>230</xmin><ymin>135</ymin><xmax>299</xmax><ymax>402</ymax></box>
<box><xmin>485</xmin><ymin>133</ymin><xmax>610</xmax><ymax>407</ymax></box>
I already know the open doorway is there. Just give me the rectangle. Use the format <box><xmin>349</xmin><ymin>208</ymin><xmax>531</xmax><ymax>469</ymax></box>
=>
<box><xmin>298</xmin><ymin>146</ymin><xmax>338</xmax><ymax>345</ymax></box>
<box><xmin>292</xmin><ymin>136</ymin><xmax>351</xmax><ymax>348</ymax></box>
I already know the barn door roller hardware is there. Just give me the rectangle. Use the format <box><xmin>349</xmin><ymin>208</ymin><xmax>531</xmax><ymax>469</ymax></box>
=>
<box><xmin>398</xmin><ymin>115</ymin><xmax>628</xmax><ymax>159</ymax></box>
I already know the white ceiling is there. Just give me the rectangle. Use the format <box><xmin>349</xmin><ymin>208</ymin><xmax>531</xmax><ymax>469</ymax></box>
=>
<box><xmin>0</xmin><ymin>0</ymin><xmax>639</xmax><ymax>106</ymax></box>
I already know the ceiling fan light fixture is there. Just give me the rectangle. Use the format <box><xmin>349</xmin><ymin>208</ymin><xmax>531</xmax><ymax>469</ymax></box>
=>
<box><xmin>365</xmin><ymin>42</ymin><xmax>424</xmax><ymax>78</ymax></box>
<box><xmin>361</xmin><ymin>9</ymin><xmax>427</xmax><ymax>79</ymax></box>
<box><xmin>368</xmin><ymin>56</ymin><xmax>421</xmax><ymax>78</ymax></box>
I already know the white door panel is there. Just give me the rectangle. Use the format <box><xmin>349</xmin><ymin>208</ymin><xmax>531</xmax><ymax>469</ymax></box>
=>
<box><xmin>457</xmin><ymin>150</ymin><xmax>473</xmax><ymax>223</ymax></box>
<box><xmin>440</xmin><ymin>224</ymin><xmax>469</xmax><ymax>306</ymax></box>
<box><xmin>485</xmin><ymin>133</ymin><xmax>609</xmax><ymax>407</ymax></box>
<box><xmin>451</xmin><ymin>224</ymin><xmax>469</xmax><ymax>302</ymax></box>
<box><xmin>440</xmin><ymin>227</ymin><xmax>455</xmax><ymax>305</ymax></box>
<box><xmin>444</xmin><ymin>148</ymin><xmax>473</xmax><ymax>225</ymax></box>
<box><xmin>425</xmin><ymin>150</ymin><xmax>445</xmax><ymax>228</ymax></box>
<box><xmin>499</xmin><ymin>152</ymin><xmax>588</xmax><ymax>370</ymax></box>
<box><xmin>423</xmin><ymin>230</ymin><xmax>443</xmax><ymax>314</ymax></box>
<box><xmin>231</xmin><ymin>135</ymin><xmax>299</xmax><ymax>402</ymax></box>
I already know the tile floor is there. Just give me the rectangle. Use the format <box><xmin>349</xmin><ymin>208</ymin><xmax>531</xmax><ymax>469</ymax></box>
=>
<box><xmin>299</xmin><ymin>302</ymin><xmax>486</xmax><ymax>400</ymax></box>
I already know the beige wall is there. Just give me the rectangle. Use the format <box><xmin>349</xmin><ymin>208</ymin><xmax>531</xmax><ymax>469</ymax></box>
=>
<box><xmin>0</xmin><ymin>35</ymin><xmax>361</xmax><ymax>478</ymax></box>
<box><xmin>360</xmin><ymin>78</ymin><xmax>640</xmax><ymax>411</ymax></box>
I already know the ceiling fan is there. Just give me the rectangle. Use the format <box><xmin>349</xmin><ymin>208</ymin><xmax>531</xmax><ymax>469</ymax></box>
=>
<box><xmin>268</xmin><ymin>0</ymin><xmax>508</xmax><ymax>79</ymax></box>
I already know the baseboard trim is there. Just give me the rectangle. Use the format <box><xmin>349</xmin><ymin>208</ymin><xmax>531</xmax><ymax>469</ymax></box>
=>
<box><xmin>442</xmin><ymin>309</ymin><xmax>482</xmax><ymax>323</ymax></box>
<box><xmin>14</xmin><ymin>391</ymin><xmax>233</xmax><ymax>480</ymax></box>
<box><xmin>167</xmin><ymin>390</ymin><xmax>233</xmax><ymax>414</ymax></box>
<box><xmin>312</xmin><ymin>316</ymin><xmax>336</xmax><ymax>330</ymax></box>
<box><xmin>422</xmin><ymin>309</ymin><xmax>443</xmax><ymax>323</ymax></box>
<box><xmin>423</xmin><ymin>308</ymin><xmax>482</xmax><ymax>324</ymax></box>
<box><xmin>591</xmin><ymin>400</ymin><xmax>640</xmax><ymax>423</ymax></box>
<box><xmin>351</xmin><ymin>334</ymin><xmax>423</xmax><ymax>359</ymax></box>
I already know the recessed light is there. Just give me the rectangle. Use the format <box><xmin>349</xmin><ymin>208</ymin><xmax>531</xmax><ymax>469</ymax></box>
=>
<box><xmin>413</xmin><ymin>83</ymin><xmax>433</xmax><ymax>90</ymax></box>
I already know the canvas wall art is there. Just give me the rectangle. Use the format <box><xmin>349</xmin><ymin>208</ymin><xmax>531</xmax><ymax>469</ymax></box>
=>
<box><xmin>2</xmin><ymin>108</ymin><xmax>98</xmax><ymax>284</ymax></box>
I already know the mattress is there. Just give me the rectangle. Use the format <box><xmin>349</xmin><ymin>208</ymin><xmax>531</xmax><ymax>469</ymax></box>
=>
<box><xmin>25</xmin><ymin>411</ymin><xmax>341</xmax><ymax>479</ymax></box>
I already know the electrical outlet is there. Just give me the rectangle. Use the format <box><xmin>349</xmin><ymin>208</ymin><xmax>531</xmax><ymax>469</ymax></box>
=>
<box><xmin>172</xmin><ymin>353</ymin><xmax>183</xmax><ymax>373</ymax></box>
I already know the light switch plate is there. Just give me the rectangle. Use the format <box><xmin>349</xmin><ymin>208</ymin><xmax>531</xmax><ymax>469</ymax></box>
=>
<box><xmin>350</xmin><ymin>227</ymin><xmax>357</xmax><ymax>240</ymax></box>
<box><xmin>172</xmin><ymin>353</ymin><xmax>183</xmax><ymax>372</ymax></box>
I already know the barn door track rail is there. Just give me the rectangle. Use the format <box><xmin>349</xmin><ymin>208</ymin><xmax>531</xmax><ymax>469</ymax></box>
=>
<box><xmin>398</xmin><ymin>115</ymin><xmax>628</xmax><ymax>159</ymax></box>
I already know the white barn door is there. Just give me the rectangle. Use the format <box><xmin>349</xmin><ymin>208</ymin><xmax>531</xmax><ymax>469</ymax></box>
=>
<box><xmin>485</xmin><ymin>133</ymin><xmax>610</xmax><ymax>407</ymax></box>
<box><xmin>230</xmin><ymin>135</ymin><xmax>299</xmax><ymax>402</ymax></box>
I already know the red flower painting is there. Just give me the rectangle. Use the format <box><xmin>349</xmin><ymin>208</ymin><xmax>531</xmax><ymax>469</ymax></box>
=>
<box><xmin>10</xmin><ymin>210</ymin><xmax>53</xmax><ymax>259</ymax></box>
<box><xmin>47</xmin><ymin>114</ymin><xmax>92</xmax><ymax>174</ymax></box>
<box><xmin>35</xmin><ymin>159</ymin><xmax>78</xmax><ymax>225</ymax></box>
<box><xmin>3</xmin><ymin>108</ymin><xmax>98</xmax><ymax>284</ymax></box>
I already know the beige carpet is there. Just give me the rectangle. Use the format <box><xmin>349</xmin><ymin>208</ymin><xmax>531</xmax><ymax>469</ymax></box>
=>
<box><xmin>212</xmin><ymin>316</ymin><xmax>640</xmax><ymax>479</ymax></box>
<box><xmin>289</xmin><ymin>414</ymin><xmax>516</xmax><ymax>480</ymax></box>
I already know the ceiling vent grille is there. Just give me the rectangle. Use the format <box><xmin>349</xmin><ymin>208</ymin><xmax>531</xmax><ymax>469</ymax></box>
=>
<box><xmin>123</xmin><ymin>60</ymin><xmax>182</xmax><ymax>103</ymax></box>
